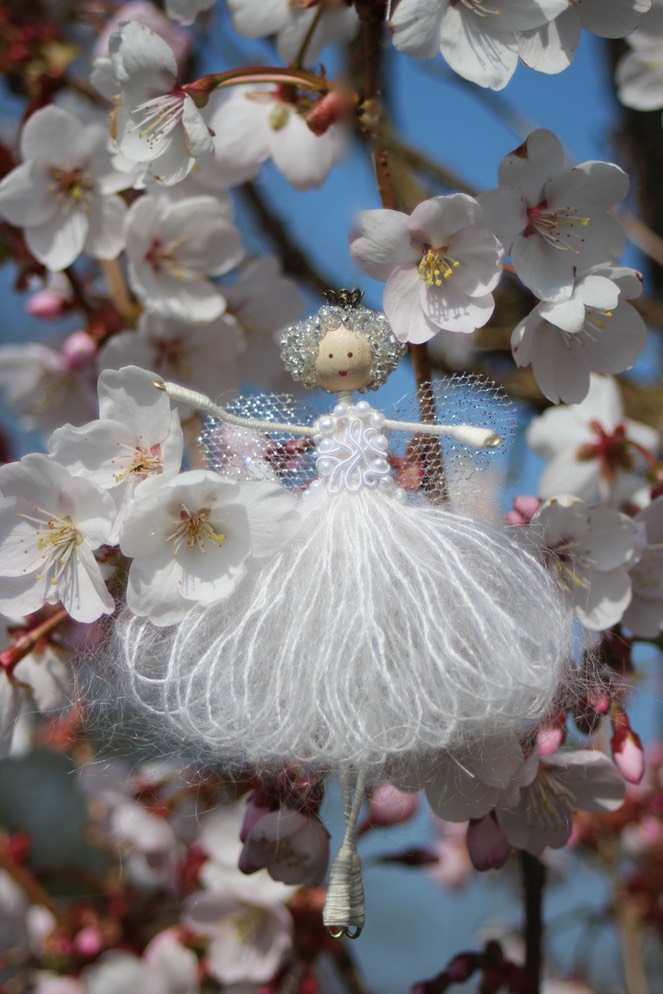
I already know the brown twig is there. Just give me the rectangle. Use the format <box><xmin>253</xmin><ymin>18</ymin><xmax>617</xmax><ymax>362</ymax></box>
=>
<box><xmin>615</xmin><ymin>898</ymin><xmax>649</xmax><ymax>994</ymax></box>
<box><xmin>381</xmin><ymin>134</ymin><xmax>475</xmax><ymax>195</ymax></box>
<box><xmin>0</xmin><ymin>831</ymin><xmax>63</xmax><ymax>923</ymax></box>
<box><xmin>99</xmin><ymin>259</ymin><xmax>140</xmax><ymax>322</ymax></box>
<box><xmin>521</xmin><ymin>851</ymin><xmax>546</xmax><ymax>994</ymax></box>
<box><xmin>239</xmin><ymin>182</ymin><xmax>333</xmax><ymax>296</ymax></box>
<box><xmin>63</xmin><ymin>265</ymin><xmax>94</xmax><ymax>317</ymax></box>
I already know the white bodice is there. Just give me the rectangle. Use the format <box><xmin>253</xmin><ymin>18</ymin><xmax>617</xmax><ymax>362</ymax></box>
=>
<box><xmin>311</xmin><ymin>399</ymin><xmax>398</xmax><ymax>496</ymax></box>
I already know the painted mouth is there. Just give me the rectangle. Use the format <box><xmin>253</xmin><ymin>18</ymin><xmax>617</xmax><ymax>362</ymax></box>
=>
<box><xmin>338</xmin><ymin>370</ymin><xmax>348</xmax><ymax>377</ymax></box>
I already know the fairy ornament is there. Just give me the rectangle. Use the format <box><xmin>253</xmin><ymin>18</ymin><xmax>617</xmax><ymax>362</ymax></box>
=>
<box><xmin>119</xmin><ymin>291</ymin><xmax>572</xmax><ymax>937</ymax></box>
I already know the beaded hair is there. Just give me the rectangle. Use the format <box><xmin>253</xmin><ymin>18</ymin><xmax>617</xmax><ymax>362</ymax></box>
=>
<box><xmin>279</xmin><ymin>289</ymin><xmax>407</xmax><ymax>392</ymax></box>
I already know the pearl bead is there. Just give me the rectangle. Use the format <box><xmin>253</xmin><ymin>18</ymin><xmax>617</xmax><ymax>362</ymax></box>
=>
<box><xmin>373</xmin><ymin>434</ymin><xmax>388</xmax><ymax>451</ymax></box>
<box><xmin>356</xmin><ymin>400</ymin><xmax>370</xmax><ymax>413</ymax></box>
<box><xmin>333</xmin><ymin>402</ymin><xmax>349</xmax><ymax>418</ymax></box>
<box><xmin>318</xmin><ymin>437</ymin><xmax>335</xmax><ymax>452</ymax></box>
<box><xmin>372</xmin><ymin>458</ymin><xmax>389</xmax><ymax>473</ymax></box>
<box><xmin>370</xmin><ymin>411</ymin><xmax>385</xmax><ymax>428</ymax></box>
<box><xmin>318</xmin><ymin>416</ymin><xmax>334</xmax><ymax>434</ymax></box>
<box><xmin>317</xmin><ymin>458</ymin><xmax>334</xmax><ymax>476</ymax></box>
<box><xmin>378</xmin><ymin>476</ymin><xmax>394</xmax><ymax>491</ymax></box>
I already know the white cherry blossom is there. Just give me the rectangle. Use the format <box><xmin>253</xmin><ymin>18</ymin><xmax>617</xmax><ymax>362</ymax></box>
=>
<box><xmin>479</xmin><ymin>129</ymin><xmax>629</xmax><ymax>301</ymax></box>
<box><xmin>166</xmin><ymin>0</ymin><xmax>217</xmax><ymax>26</ymax></box>
<box><xmin>48</xmin><ymin>366</ymin><xmax>184</xmax><ymax>541</ymax></box>
<box><xmin>526</xmin><ymin>374</ymin><xmax>660</xmax><ymax>502</ymax></box>
<box><xmin>390</xmin><ymin>0</ymin><xmax>567</xmax><ymax>90</ymax></box>
<box><xmin>124</xmin><ymin>194</ymin><xmax>243</xmax><ymax>321</ymax></box>
<box><xmin>0</xmin><ymin>334</ymin><xmax>98</xmax><ymax>435</ymax></box>
<box><xmin>531</xmin><ymin>495</ymin><xmax>639</xmax><ymax>630</ymax></box>
<box><xmin>227</xmin><ymin>0</ymin><xmax>360</xmax><ymax>64</ymax></box>
<box><xmin>93</xmin><ymin>2</ymin><xmax>191</xmax><ymax>69</ymax></box>
<box><xmin>97</xmin><ymin>314</ymin><xmax>244</xmax><ymax>416</ymax></box>
<box><xmin>0</xmin><ymin>105</ymin><xmax>129</xmax><ymax>271</ymax></box>
<box><xmin>519</xmin><ymin>0</ymin><xmax>651</xmax><ymax>76</ymax></box>
<box><xmin>511</xmin><ymin>265</ymin><xmax>647</xmax><ymax>404</ymax></box>
<box><xmin>239</xmin><ymin>808</ymin><xmax>330</xmax><ymax>887</ymax></box>
<box><xmin>615</xmin><ymin>0</ymin><xmax>663</xmax><ymax>110</ymax></box>
<box><xmin>622</xmin><ymin>496</ymin><xmax>663</xmax><ymax>637</ymax></box>
<box><xmin>225</xmin><ymin>255</ymin><xmax>305</xmax><ymax>388</ymax></box>
<box><xmin>84</xmin><ymin>936</ymin><xmax>198</xmax><ymax>994</ymax></box>
<box><xmin>350</xmin><ymin>194</ymin><xmax>503</xmax><ymax>343</ymax></box>
<box><xmin>185</xmin><ymin>886</ymin><xmax>292</xmax><ymax>985</ymax></box>
<box><xmin>206</xmin><ymin>85</ymin><xmax>347</xmax><ymax>192</ymax></box>
<box><xmin>390</xmin><ymin>733</ymin><xmax>525</xmax><ymax>822</ymax></box>
<box><xmin>616</xmin><ymin>39</ymin><xmax>663</xmax><ymax>110</ymax></box>
<box><xmin>119</xmin><ymin>470</ymin><xmax>298</xmax><ymax>625</ymax></box>
<box><xmin>0</xmin><ymin>455</ymin><xmax>115</xmax><ymax>623</ymax></box>
<box><xmin>494</xmin><ymin>749</ymin><xmax>626</xmax><ymax>856</ymax></box>
<box><xmin>109</xmin><ymin>20</ymin><xmax>214</xmax><ymax>186</ymax></box>
<box><xmin>184</xmin><ymin>803</ymin><xmax>294</xmax><ymax>986</ymax></box>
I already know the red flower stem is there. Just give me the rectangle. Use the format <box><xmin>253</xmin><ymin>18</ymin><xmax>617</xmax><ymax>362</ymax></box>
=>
<box><xmin>187</xmin><ymin>66</ymin><xmax>330</xmax><ymax>102</ymax></box>
<box><xmin>0</xmin><ymin>607</ymin><xmax>69</xmax><ymax>676</ymax></box>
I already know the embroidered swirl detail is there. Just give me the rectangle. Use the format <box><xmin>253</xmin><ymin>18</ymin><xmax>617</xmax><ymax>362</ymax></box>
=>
<box><xmin>313</xmin><ymin>401</ymin><xmax>394</xmax><ymax>495</ymax></box>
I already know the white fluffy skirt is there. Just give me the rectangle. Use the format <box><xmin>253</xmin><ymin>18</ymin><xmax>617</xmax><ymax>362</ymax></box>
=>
<box><xmin>116</xmin><ymin>488</ymin><xmax>573</xmax><ymax>772</ymax></box>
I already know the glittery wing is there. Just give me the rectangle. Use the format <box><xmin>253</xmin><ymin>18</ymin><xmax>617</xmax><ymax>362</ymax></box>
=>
<box><xmin>387</xmin><ymin>375</ymin><xmax>516</xmax><ymax>501</ymax></box>
<box><xmin>198</xmin><ymin>392</ymin><xmax>319</xmax><ymax>491</ymax></box>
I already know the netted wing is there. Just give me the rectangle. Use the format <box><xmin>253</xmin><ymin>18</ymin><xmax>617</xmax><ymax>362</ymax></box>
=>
<box><xmin>387</xmin><ymin>375</ymin><xmax>516</xmax><ymax>501</ymax></box>
<box><xmin>199</xmin><ymin>393</ymin><xmax>318</xmax><ymax>491</ymax></box>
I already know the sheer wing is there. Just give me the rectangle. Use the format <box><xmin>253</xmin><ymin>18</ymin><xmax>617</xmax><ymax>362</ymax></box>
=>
<box><xmin>199</xmin><ymin>393</ymin><xmax>319</xmax><ymax>491</ymax></box>
<box><xmin>387</xmin><ymin>375</ymin><xmax>516</xmax><ymax>501</ymax></box>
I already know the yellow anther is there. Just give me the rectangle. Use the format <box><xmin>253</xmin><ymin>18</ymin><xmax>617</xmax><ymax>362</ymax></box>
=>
<box><xmin>418</xmin><ymin>249</ymin><xmax>459</xmax><ymax>287</ymax></box>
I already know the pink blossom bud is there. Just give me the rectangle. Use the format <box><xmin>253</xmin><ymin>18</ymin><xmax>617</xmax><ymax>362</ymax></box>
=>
<box><xmin>611</xmin><ymin>705</ymin><xmax>645</xmax><ymax>785</ymax></box>
<box><xmin>61</xmin><ymin>332</ymin><xmax>96</xmax><ymax>372</ymax></box>
<box><xmin>506</xmin><ymin>496</ymin><xmax>541</xmax><ymax>526</ymax></box>
<box><xmin>363</xmin><ymin>783</ymin><xmax>419</xmax><ymax>830</ymax></box>
<box><xmin>240</xmin><ymin>790</ymin><xmax>275</xmax><ymax>843</ymax></box>
<box><xmin>513</xmin><ymin>495</ymin><xmax>542</xmax><ymax>518</ymax></box>
<box><xmin>447</xmin><ymin>952</ymin><xmax>478</xmax><ymax>983</ymax></box>
<box><xmin>466</xmin><ymin>815</ymin><xmax>511</xmax><ymax>871</ymax></box>
<box><xmin>587</xmin><ymin>689</ymin><xmax>610</xmax><ymax>715</ymax></box>
<box><xmin>74</xmin><ymin>925</ymin><xmax>103</xmax><ymax>958</ymax></box>
<box><xmin>306</xmin><ymin>89</ymin><xmax>354</xmax><ymax>136</ymax></box>
<box><xmin>27</xmin><ymin>289</ymin><xmax>68</xmax><ymax>319</ymax></box>
<box><xmin>536</xmin><ymin>721</ymin><xmax>565</xmax><ymax>756</ymax></box>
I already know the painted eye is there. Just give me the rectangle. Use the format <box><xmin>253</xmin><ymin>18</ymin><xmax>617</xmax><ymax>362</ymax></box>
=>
<box><xmin>347</xmin><ymin>352</ymin><xmax>353</xmax><ymax>358</ymax></box>
<box><xmin>328</xmin><ymin>353</ymin><xmax>334</xmax><ymax>358</ymax></box>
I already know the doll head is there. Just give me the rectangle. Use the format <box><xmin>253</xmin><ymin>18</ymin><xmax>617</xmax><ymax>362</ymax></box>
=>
<box><xmin>280</xmin><ymin>289</ymin><xmax>407</xmax><ymax>393</ymax></box>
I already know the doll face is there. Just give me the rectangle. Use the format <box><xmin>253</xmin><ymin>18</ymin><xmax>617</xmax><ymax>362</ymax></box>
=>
<box><xmin>314</xmin><ymin>327</ymin><xmax>373</xmax><ymax>392</ymax></box>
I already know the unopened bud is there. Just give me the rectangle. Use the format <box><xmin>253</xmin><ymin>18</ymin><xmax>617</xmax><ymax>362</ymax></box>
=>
<box><xmin>62</xmin><ymin>331</ymin><xmax>96</xmax><ymax>372</ymax></box>
<box><xmin>306</xmin><ymin>88</ymin><xmax>354</xmax><ymax>136</ymax></box>
<box><xmin>611</xmin><ymin>705</ymin><xmax>645</xmax><ymax>785</ymax></box>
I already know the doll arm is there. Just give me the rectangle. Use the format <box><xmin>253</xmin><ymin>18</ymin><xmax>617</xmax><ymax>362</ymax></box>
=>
<box><xmin>382</xmin><ymin>416</ymin><xmax>501</xmax><ymax>449</ymax></box>
<box><xmin>153</xmin><ymin>380</ymin><xmax>318</xmax><ymax>438</ymax></box>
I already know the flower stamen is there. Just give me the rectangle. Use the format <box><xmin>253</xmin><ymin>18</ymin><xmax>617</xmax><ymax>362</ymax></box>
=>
<box><xmin>130</xmin><ymin>92</ymin><xmax>185</xmax><ymax>148</ymax></box>
<box><xmin>526</xmin><ymin>200</ymin><xmax>590</xmax><ymax>254</ymax></box>
<box><xmin>166</xmin><ymin>504</ymin><xmax>226</xmax><ymax>556</ymax></box>
<box><xmin>418</xmin><ymin>248</ymin><xmax>460</xmax><ymax>287</ymax></box>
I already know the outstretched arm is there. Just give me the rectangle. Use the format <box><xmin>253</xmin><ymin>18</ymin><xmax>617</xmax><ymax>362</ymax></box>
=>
<box><xmin>154</xmin><ymin>380</ymin><xmax>318</xmax><ymax>438</ymax></box>
<box><xmin>382</xmin><ymin>416</ymin><xmax>501</xmax><ymax>449</ymax></box>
